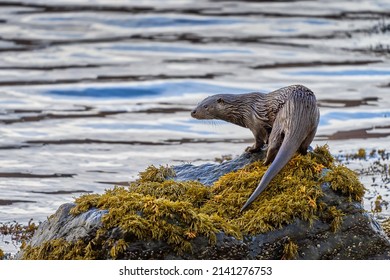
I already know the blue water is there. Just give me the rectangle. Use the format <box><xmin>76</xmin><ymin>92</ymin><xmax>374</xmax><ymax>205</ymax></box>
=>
<box><xmin>105</xmin><ymin>17</ymin><xmax>243</xmax><ymax>28</ymax></box>
<box><xmin>48</xmin><ymin>87</ymin><xmax>162</xmax><ymax>98</ymax></box>
<box><xmin>46</xmin><ymin>82</ymin><xmax>254</xmax><ymax>99</ymax></box>
<box><xmin>303</xmin><ymin>19</ymin><xmax>332</xmax><ymax>25</ymax></box>
<box><xmin>320</xmin><ymin>111</ymin><xmax>390</xmax><ymax>126</ymax></box>
<box><xmin>35</xmin><ymin>15</ymin><xmax>243</xmax><ymax>28</ymax></box>
<box><xmin>82</xmin><ymin>122</ymin><xmax>215</xmax><ymax>135</ymax></box>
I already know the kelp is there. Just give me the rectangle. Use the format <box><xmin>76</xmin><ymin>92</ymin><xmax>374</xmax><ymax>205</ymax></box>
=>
<box><xmin>282</xmin><ymin>239</ymin><xmax>299</xmax><ymax>260</ymax></box>
<box><xmin>22</xmin><ymin>145</ymin><xmax>365</xmax><ymax>259</ymax></box>
<box><xmin>323</xmin><ymin>165</ymin><xmax>365</xmax><ymax>201</ymax></box>
<box><xmin>381</xmin><ymin>218</ymin><xmax>390</xmax><ymax>238</ymax></box>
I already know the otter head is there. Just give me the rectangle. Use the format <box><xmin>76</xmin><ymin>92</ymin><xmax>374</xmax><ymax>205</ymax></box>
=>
<box><xmin>191</xmin><ymin>94</ymin><xmax>227</xmax><ymax>120</ymax></box>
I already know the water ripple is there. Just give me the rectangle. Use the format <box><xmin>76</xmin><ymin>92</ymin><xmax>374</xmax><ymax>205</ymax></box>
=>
<box><xmin>0</xmin><ymin>0</ymin><xmax>390</xmax><ymax>234</ymax></box>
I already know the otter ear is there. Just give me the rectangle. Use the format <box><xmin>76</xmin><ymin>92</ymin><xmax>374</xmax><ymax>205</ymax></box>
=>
<box><xmin>217</xmin><ymin>97</ymin><xmax>224</xmax><ymax>103</ymax></box>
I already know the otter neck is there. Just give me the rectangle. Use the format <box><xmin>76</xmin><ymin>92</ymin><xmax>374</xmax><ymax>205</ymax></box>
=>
<box><xmin>218</xmin><ymin>93</ymin><xmax>269</xmax><ymax>128</ymax></box>
<box><xmin>220</xmin><ymin>110</ymin><xmax>248</xmax><ymax>128</ymax></box>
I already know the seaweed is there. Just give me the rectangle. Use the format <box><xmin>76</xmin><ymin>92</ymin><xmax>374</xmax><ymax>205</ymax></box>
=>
<box><xmin>381</xmin><ymin>218</ymin><xmax>390</xmax><ymax>238</ymax></box>
<box><xmin>0</xmin><ymin>219</ymin><xmax>37</xmax><ymax>242</ymax></box>
<box><xmin>282</xmin><ymin>238</ymin><xmax>299</xmax><ymax>260</ymax></box>
<box><xmin>138</xmin><ymin>165</ymin><xmax>176</xmax><ymax>183</ymax></box>
<box><xmin>323</xmin><ymin>164</ymin><xmax>365</xmax><ymax>202</ymax></box>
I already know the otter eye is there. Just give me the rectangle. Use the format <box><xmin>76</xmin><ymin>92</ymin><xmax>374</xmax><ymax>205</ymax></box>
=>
<box><xmin>203</xmin><ymin>105</ymin><xmax>208</xmax><ymax>109</ymax></box>
<box><xmin>217</xmin><ymin>98</ymin><xmax>224</xmax><ymax>103</ymax></box>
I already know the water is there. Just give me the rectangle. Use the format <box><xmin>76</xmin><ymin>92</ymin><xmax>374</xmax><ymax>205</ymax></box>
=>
<box><xmin>0</xmin><ymin>0</ymin><xmax>390</xmax><ymax>252</ymax></box>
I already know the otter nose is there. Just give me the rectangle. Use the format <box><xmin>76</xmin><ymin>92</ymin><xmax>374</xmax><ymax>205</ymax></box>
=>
<box><xmin>191</xmin><ymin>109</ymin><xmax>196</xmax><ymax>117</ymax></box>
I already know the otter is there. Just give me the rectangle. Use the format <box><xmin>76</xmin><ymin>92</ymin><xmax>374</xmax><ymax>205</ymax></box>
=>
<box><xmin>191</xmin><ymin>85</ymin><xmax>320</xmax><ymax>212</ymax></box>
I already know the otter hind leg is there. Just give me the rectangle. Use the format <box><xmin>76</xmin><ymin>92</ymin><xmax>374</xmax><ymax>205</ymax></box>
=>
<box><xmin>298</xmin><ymin>127</ymin><xmax>317</xmax><ymax>155</ymax></box>
<box><xmin>264</xmin><ymin>131</ymin><xmax>284</xmax><ymax>165</ymax></box>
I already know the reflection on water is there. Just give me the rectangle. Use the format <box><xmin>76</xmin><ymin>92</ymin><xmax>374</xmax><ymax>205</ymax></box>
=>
<box><xmin>45</xmin><ymin>81</ymin><xmax>250</xmax><ymax>99</ymax></box>
<box><xmin>102</xmin><ymin>44</ymin><xmax>252</xmax><ymax>54</ymax></box>
<box><xmin>290</xmin><ymin>69</ymin><xmax>390</xmax><ymax>76</ymax></box>
<box><xmin>320</xmin><ymin>111</ymin><xmax>390</xmax><ymax>126</ymax></box>
<box><xmin>0</xmin><ymin>1</ymin><xmax>390</xmax><ymax>255</ymax></box>
<box><xmin>49</xmin><ymin>87</ymin><xmax>162</xmax><ymax>98</ymax></box>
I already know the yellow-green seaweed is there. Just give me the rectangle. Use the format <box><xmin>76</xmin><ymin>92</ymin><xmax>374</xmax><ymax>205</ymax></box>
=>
<box><xmin>372</xmin><ymin>195</ymin><xmax>384</xmax><ymax>214</ymax></box>
<box><xmin>326</xmin><ymin>206</ymin><xmax>345</xmax><ymax>232</ymax></box>
<box><xmin>22</xmin><ymin>145</ymin><xmax>366</xmax><ymax>260</ymax></box>
<box><xmin>381</xmin><ymin>218</ymin><xmax>390</xmax><ymax>238</ymax></box>
<box><xmin>323</xmin><ymin>165</ymin><xmax>365</xmax><ymax>201</ymax></box>
<box><xmin>282</xmin><ymin>239</ymin><xmax>299</xmax><ymax>260</ymax></box>
<box><xmin>138</xmin><ymin>165</ymin><xmax>176</xmax><ymax>183</ymax></box>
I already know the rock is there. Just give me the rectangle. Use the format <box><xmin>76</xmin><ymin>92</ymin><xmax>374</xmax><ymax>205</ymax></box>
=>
<box><xmin>27</xmin><ymin>203</ymin><xmax>107</xmax><ymax>247</ymax></box>
<box><xmin>16</xmin><ymin>203</ymin><xmax>108</xmax><ymax>259</ymax></box>
<box><xmin>173</xmin><ymin>151</ymin><xmax>265</xmax><ymax>185</ymax></box>
<box><xmin>19</xmin><ymin>146</ymin><xmax>390</xmax><ymax>259</ymax></box>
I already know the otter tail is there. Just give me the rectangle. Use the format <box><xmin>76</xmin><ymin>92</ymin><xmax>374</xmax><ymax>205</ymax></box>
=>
<box><xmin>240</xmin><ymin>88</ymin><xmax>319</xmax><ymax>212</ymax></box>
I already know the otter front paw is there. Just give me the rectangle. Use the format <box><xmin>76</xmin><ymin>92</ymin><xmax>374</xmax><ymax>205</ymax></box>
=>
<box><xmin>245</xmin><ymin>145</ymin><xmax>261</xmax><ymax>153</ymax></box>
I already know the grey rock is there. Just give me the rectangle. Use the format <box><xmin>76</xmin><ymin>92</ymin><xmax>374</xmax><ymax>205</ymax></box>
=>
<box><xmin>19</xmin><ymin>152</ymin><xmax>390</xmax><ymax>259</ymax></box>
<box><xmin>173</xmin><ymin>150</ymin><xmax>266</xmax><ymax>185</ymax></box>
<box><xmin>25</xmin><ymin>203</ymin><xmax>107</xmax><ymax>247</ymax></box>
